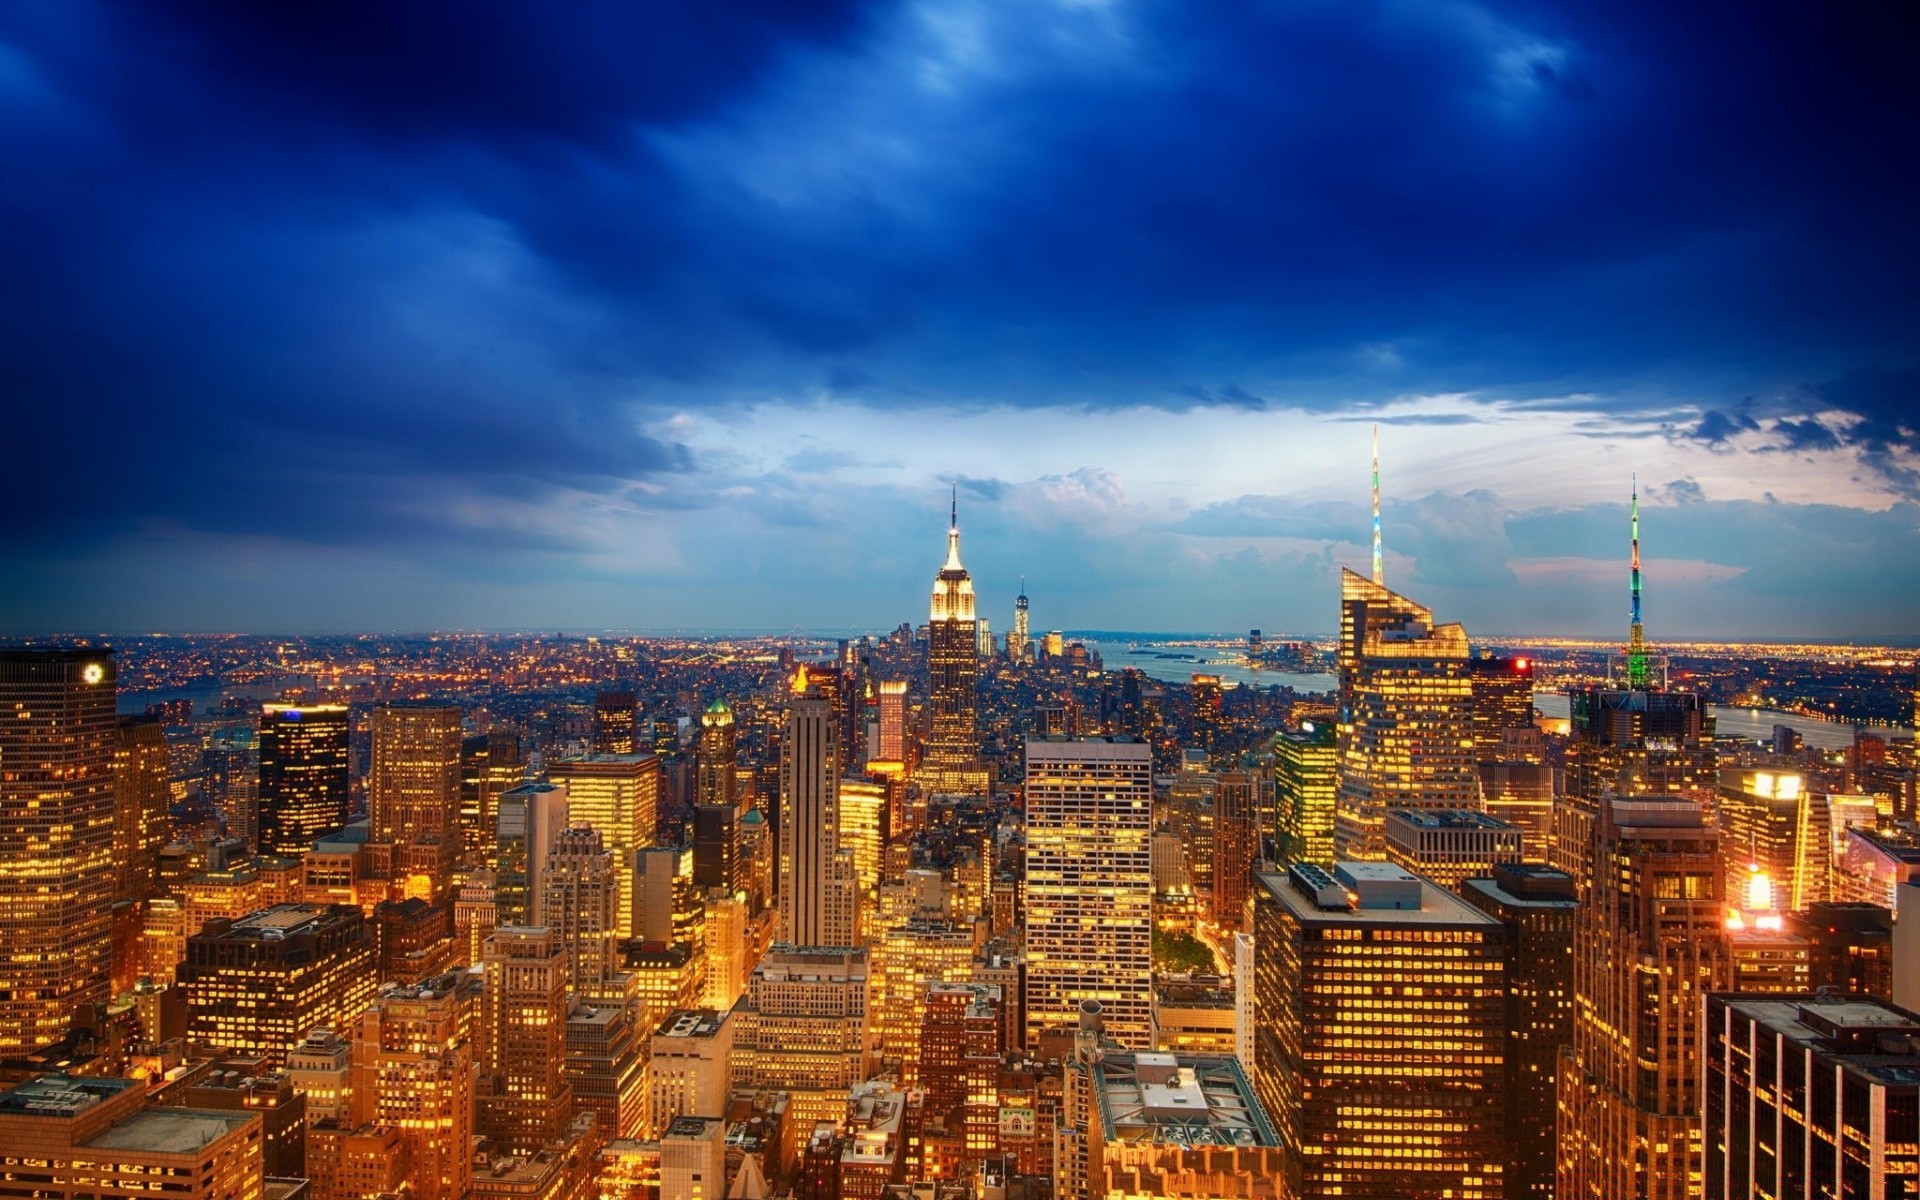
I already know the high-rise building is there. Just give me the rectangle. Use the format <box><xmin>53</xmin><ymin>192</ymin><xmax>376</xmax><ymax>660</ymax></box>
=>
<box><xmin>1023</xmin><ymin>737</ymin><xmax>1153</xmax><ymax>1046</ymax></box>
<box><xmin>258</xmin><ymin>702</ymin><xmax>350</xmax><ymax>856</ymax></box>
<box><xmin>369</xmin><ymin>701</ymin><xmax>463</xmax><ymax>900</ymax></box>
<box><xmin>549</xmin><ymin>753</ymin><xmax>658</xmax><ymax>939</ymax></box>
<box><xmin>1213</xmin><ymin>772</ymin><xmax>1257</xmax><ymax>930</ymax></box>
<box><xmin>538</xmin><ymin>826</ymin><xmax>621</xmax><ymax>996</ymax></box>
<box><xmin>113</xmin><ymin>714</ymin><xmax>170</xmax><ymax>906</ymax></box>
<box><xmin>1274</xmin><ymin>722</ymin><xmax>1337</xmax><ymax>867</ymax></box>
<box><xmin>729</xmin><ymin>946</ymin><xmax>871</xmax><ymax>1129</ymax></box>
<box><xmin>923</xmin><ymin>493</ymin><xmax>989</xmax><ymax>795</ymax></box>
<box><xmin>1468</xmin><ymin>652</ymin><xmax>1536</xmax><ymax>759</ymax></box>
<box><xmin>1013</xmin><ymin>578</ymin><xmax>1031</xmax><ymax>661</ymax></box>
<box><xmin>459</xmin><ymin>730</ymin><xmax>522</xmax><ymax>872</ymax></box>
<box><xmin>202</xmin><ymin>725</ymin><xmax>260</xmax><ymax>853</ymax></box>
<box><xmin>1718</xmin><ymin>766</ymin><xmax>1825</xmax><ymax>912</ymax></box>
<box><xmin>1382</xmin><ymin>807</ymin><xmax>1524</xmax><ymax>892</ymax></box>
<box><xmin>837</xmin><ymin>777</ymin><xmax>886</xmax><ymax>903</ymax></box>
<box><xmin>351</xmin><ymin>972</ymin><xmax>476</xmax><ymax>1200</ymax></box>
<box><xmin>695</xmin><ymin>698</ymin><xmax>736</xmax><ymax>810</ymax></box>
<box><xmin>493</xmin><ymin>780</ymin><xmax>569</xmax><ymax>926</ymax></box>
<box><xmin>1460</xmin><ymin>863</ymin><xmax>1577</xmax><ymax>1200</ymax></box>
<box><xmin>595</xmin><ymin>690</ymin><xmax>639</xmax><ymax>755</ymax></box>
<box><xmin>778</xmin><ymin>685</ymin><xmax>858</xmax><ymax>948</ymax></box>
<box><xmin>644</xmin><ymin>1009</ymin><xmax>733</xmax><ymax>1137</ymax></box>
<box><xmin>478</xmin><ymin>926</ymin><xmax>574</xmax><ymax>1151</ymax></box>
<box><xmin>1785</xmin><ymin>901</ymin><xmax>1894</xmax><ymax>1000</ymax></box>
<box><xmin>1190</xmin><ymin>673</ymin><xmax>1224</xmax><ymax>753</ymax></box>
<box><xmin>1558</xmin><ymin>795</ymin><xmax>1730</xmax><ymax>1200</ymax></box>
<box><xmin>0</xmin><ymin>1075</ymin><xmax>264</xmax><ymax>1200</ymax></box>
<box><xmin>1333</xmin><ymin>570</ymin><xmax>1477</xmax><ymax>859</ymax></box>
<box><xmin>1253</xmin><ymin>862</ymin><xmax>1508</xmax><ymax>1200</ymax></box>
<box><xmin>874</xmin><ymin>679</ymin><xmax>908</xmax><ymax>766</ymax></box>
<box><xmin>1704</xmin><ymin>994</ymin><xmax>1920</xmax><ymax>1199</ymax></box>
<box><xmin>178</xmin><ymin>904</ymin><xmax>378</xmax><ymax>1065</ymax></box>
<box><xmin>0</xmin><ymin>648</ymin><xmax>118</xmax><ymax>1056</ymax></box>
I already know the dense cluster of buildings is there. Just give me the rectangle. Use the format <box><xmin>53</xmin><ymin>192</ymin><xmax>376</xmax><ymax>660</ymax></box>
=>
<box><xmin>3</xmin><ymin>475</ymin><xmax>1919</xmax><ymax>1200</ymax></box>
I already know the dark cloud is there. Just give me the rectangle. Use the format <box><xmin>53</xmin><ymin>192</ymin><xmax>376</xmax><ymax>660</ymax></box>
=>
<box><xmin>1658</xmin><ymin>478</ymin><xmax>1706</xmax><ymax>505</ymax></box>
<box><xmin>1692</xmin><ymin>406</ymin><xmax>1761</xmax><ymax>444</ymax></box>
<box><xmin>1770</xmin><ymin>417</ymin><xmax>1841</xmax><ymax>453</ymax></box>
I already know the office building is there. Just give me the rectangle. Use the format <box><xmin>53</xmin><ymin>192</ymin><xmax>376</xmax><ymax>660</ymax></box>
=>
<box><xmin>1461</xmin><ymin>863</ymin><xmax>1577</xmax><ymax>1200</ymax></box>
<box><xmin>1212</xmin><ymin>772</ymin><xmax>1257</xmax><ymax>929</ymax></box>
<box><xmin>1719</xmin><ymin>766</ymin><xmax>1826</xmax><ymax>912</ymax></box>
<box><xmin>644</xmin><ymin>1009</ymin><xmax>734</xmax><ymax>1137</ymax></box>
<box><xmin>778</xmin><ymin>685</ymin><xmax>858</xmax><ymax>948</ymax></box>
<box><xmin>459</xmin><ymin>730</ymin><xmax>523</xmax><ymax>871</ymax></box>
<box><xmin>922</xmin><ymin>495</ymin><xmax>989</xmax><ymax>795</ymax></box>
<box><xmin>0</xmin><ymin>648</ymin><xmax>118</xmax><ymax>1056</ymax></box>
<box><xmin>1274</xmin><ymin>722</ymin><xmax>1337</xmax><ymax>867</ymax></box>
<box><xmin>871</xmin><ymin>919</ymin><xmax>975</xmax><ymax>1076</ymax></box>
<box><xmin>1333</xmin><ymin>570</ymin><xmax>1478</xmax><ymax>859</ymax></box>
<box><xmin>478</xmin><ymin>926</ymin><xmax>574</xmax><ymax>1151</ymax></box>
<box><xmin>564</xmin><ymin>987</ymin><xmax>648</xmax><ymax>1141</ymax></box>
<box><xmin>1190</xmin><ymin>673</ymin><xmax>1224</xmax><ymax>753</ymax></box>
<box><xmin>352</xmin><ymin>972</ymin><xmax>476</xmax><ymax>1200</ymax></box>
<box><xmin>177</xmin><ymin>904</ymin><xmax>378</xmax><ymax>1065</ymax></box>
<box><xmin>1468</xmin><ymin>652</ymin><xmax>1536</xmax><ymax>758</ymax></box>
<box><xmin>0</xmin><ymin>1075</ymin><xmax>263</xmax><ymax>1200</ymax></box>
<box><xmin>873</xmin><ymin>679</ymin><xmax>908</xmax><ymax>767</ymax></box>
<box><xmin>1477</xmin><ymin>761</ymin><xmax>1558</xmax><ymax>861</ymax></box>
<box><xmin>494</xmin><ymin>780</ymin><xmax>570</xmax><ymax>926</ymax></box>
<box><xmin>917</xmin><ymin>983</ymin><xmax>1002</xmax><ymax>1178</ymax></box>
<box><xmin>1022</xmin><ymin>737</ymin><xmax>1154</xmax><ymax>1046</ymax></box>
<box><xmin>1013</xmin><ymin>579</ymin><xmax>1031</xmax><ymax>660</ymax></box>
<box><xmin>1558</xmin><ymin>795</ymin><xmax>1730</xmax><ymax>1200</ymax></box>
<box><xmin>1785</xmin><ymin>901</ymin><xmax>1893</xmax><ymax>1000</ymax></box>
<box><xmin>539</xmin><ymin>826</ymin><xmax>622</xmax><ymax>996</ymax></box>
<box><xmin>1382</xmin><ymin>807</ymin><xmax>1523</xmax><ymax>892</ymax></box>
<box><xmin>369</xmin><ymin>701</ymin><xmax>464</xmax><ymax>899</ymax></box>
<box><xmin>549</xmin><ymin>754</ymin><xmax>659</xmax><ymax>940</ymax></box>
<box><xmin>1704</xmin><ymin>994</ymin><xmax>1920</xmax><ymax>1198</ymax></box>
<box><xmin>202</xmin><ymin>725</ymin><xmax>260</xmax><ymax>854</ymax></box>
<box><xmin>1253</xmin><ymin>862</ymin><xmax>1507</xmax><ymax>1200</ymax></box>
<box><xmin>730</xmin><ymin>946</ymin><xmax>871</xmax><ymax>1096</ymax></box>
<box><xmin>659</xmin><ymin>1116</ymin><xmax>727</xmax><ymax>1200</ymax></box>
<box><xmin>595</xmin><ymin>690</ymin><xmax>639</xmax><ymax>755</ymax></box>
<box><xmin>258</xmin><ymin>702</ymin><xmax>350</xmax><ymax>856</ymax></box>
<box><xmin>113</xmin><ymin>715</ymin><xmax>170</xmax><ymax>906</ymax></box>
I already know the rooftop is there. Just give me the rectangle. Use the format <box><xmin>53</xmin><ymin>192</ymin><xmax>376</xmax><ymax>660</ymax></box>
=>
<box><xmin>1384</xmin><ymin>808</ymin><xmax>1518</xmax><ymax>832</ymax></box>
<box><xmin>1092</xmin><ymin>1053</ymin><xmax>1279</xmax><ymax>1148</ymax></box>
<box><xmin>1260</xmin><ymin>869</ymin><xmax>1501</xmax><ymax>929</ymax></box>
<box><xmin>0</xmin><ymin>1075</ymin><xmax>135</xmax><ymax>1116</ymax></box>
<box><xmin>1714</xmin><ymin>995</ymin><xmax>1920</xmax><ymax>1087</ymax></box>
<box><xmin>85</xmin><ymin>1108</ymin><xmax>253</xmax><ymax>1155</ymax></box>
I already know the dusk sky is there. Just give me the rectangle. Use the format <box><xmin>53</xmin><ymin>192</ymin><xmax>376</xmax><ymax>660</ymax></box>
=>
<box><xmin>3</xmin><ymin>2</ymin><xmax>1917</xmax><ymax>638</ymax></box>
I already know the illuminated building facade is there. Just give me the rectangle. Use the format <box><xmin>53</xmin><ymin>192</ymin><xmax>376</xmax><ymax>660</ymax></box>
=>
<box><xmin>1253</xmin><ymin>862</ymin><xmax>1507</xmax><ymax>1200</ymax></box>
<box><xmin>564</xmin><ymin>990</ymin><xmax>648</xmax><ymax>1141</ymax></box>
<box><xmin>0</xmin><ymin>1075</ymin><xmax>263</xmax><ymax>1200</ymax></box>
<box><xmin>1022</xmin><ymin>737</ymin><xmax>1153</xmax><ymax>1046</ymax></box>
<box><xmin>538</xmin><ymin>826</ymin><xmax>621</xmax><ymax>996</ymax></box>
<box><xmin>460</xmin><ymin>730</ymin><xmax>523</xmax><ymax>871</ymax></box>
<box><xmin>923</xmin><ymin>496</ymin><xmax>989</xmax><ymax>795</ymax></box>
<box><xmin>870</xmin><ymin>919</ymin><xmax>974</xmax><ymax>1076</ymax></box>
<box><xmin>259</xmin><ymin>702</ymin><xmax>349</xmax><ymax>855</ymax></box>
<box><xmin>1190</xmin><ymin>673</ymin><xmax>1223</xmax><ymax>752</ymax></box>
<box><xmin>1704</xmin><ymin>994</ymin><xmax>1920</xmax><ymax>1199</ymax></box>
<box><xmin>1477</xmin><ymin>761</ymin><xmax>1558</xmax><ymax>861</ymax></box>
<box><xmin>694</xmin><ymin>698</ymin><xmax>737</xmax><ymax>828</ymax></box>
<box><xmin>917</xmin><ymin>983</ymin><xmax>1002</xmax><ymax>1179</ymax></box>
<box><xmin>1382</xmin><ymin>807</ymin><xmax>1524</xmax><ymax>892</ymax></box>
<box><xmin>549</xmin><ymin>753</ymin><xmax>659</xmax><ymax>940</ymax></box>
<box><xmin>1013</xmin><ymin>579</ymin><xmax>1031</xmax><ymax>661</ymax></box>
<box><xmin>778</xmin><ymin>688</ymin><xmax>857</xmax><ymax>948</ymax></box>
<box><xmin>1468</xmin><ymin>652</ymin><xmax>1536</xmax><ymax>758</ymax></box>
<box><xmin>874</xmin><ymin>679</ymin><xmax>908</xmax><ymax>767</ymax></box>
<box><xmin>479</xmin><ymin>926</ymin><xmax>574</xmax><ymax>1151</ymax></box>
<box><xmin>494</xmin><ymin>780</ymin><xmax>569</xmax><ymax>926</ymax></box>
<box><xmin>643</xmin><ymin>1008</ymin><xmax>733</xmax><ymax>1137</ymax></box>
<box><xmin>1274</xmin><ymin>722</ymin><xmax>1338</xmax><ymax>867</ymax></box>
<box><xmin>1786</xmin><ymin>901</ymin><xmax>1894</xmax><ymax>1000</ymax></box>
<box><xmin>0</xmin><ymin>648</ymin><xmax>117</xmax><ymax>1056</ymax></box>
<box><xmin>595</xmin><ymin>690</ymin><xmax>639</xmax><ymax>755</ymax></box>
<box><xmin>202</xmin><ymin>726</ymin><xmax>260</xmax><ymax>854</ymax></box>
<box><xmin>1558</xmin><ymin>795</ymin><xmax>1730</xmax><ymax>1200</ymax></box>
<box><xmin>352</xmin><ymin>972</ymin><xmax>476</xmax><ymax>1200</ymax></box>
<box><xmin>1719</xmin><ymin>766</ymin><xmax>1825</xmax><ymax>913</ymax></box>
<box><xmin>730</xmin><ymin>946</ymin><xmax>871</xmax><ymax>1094</ymax></box>
<box><xmin>370</xmin><ymin>701</ymin><xmax>464</xmax><ymax>899</ymax></box>
<box><xmin>1333</xmin><ymin>570</ymin><xmax>1477</xmax><ymax>860</ymax></box>
<box><xmin>837</xmin><ymin>777</ymin><xmax>886</xmax><ymax>903</ymax></box>
<box><xmin>1212</xmin><ymin>771</ymin><xmax>1256</xmax><ymax>929</ymax></box>
<box><xmin>1460</xmin><ymin>863</ymin><xmax>1576</xmax><ymax>1200</ymax></box>
<box><xmin>113</xmin><ymin>715</ymin><xmax>170</xmax><ymax>906</ymax></box>
<box><xmin>177</xmin><ymin>904</ymin><xmax>378</xmax><ymax>1065</ymax></box>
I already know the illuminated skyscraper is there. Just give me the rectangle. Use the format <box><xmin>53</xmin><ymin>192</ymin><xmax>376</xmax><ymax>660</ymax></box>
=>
<box><xmin>538</xmin><ymin>826</ymin><xmax>621</xmax><ymax>997</ymax></box>
<box><xmin>258</xmin><ymin>702</ymin><xmax>350</xmax><ymax>856</ymax></box>
<box><xmin>778</xmin><ymin>684</ymin><xmax>858</xmax><ymax>947</ymax></box>
<box><xmin>479</xmin><ymin>927</ymin><xmax>574</xmax><ymax>1151</ymax></box>
<box><xmin>1718</xmin><ymin>766</ymin><xmax>1824</xmax><ymax>913</ymax></box>
<box><xmin>1382</xmin><ymin>808</ymin><xmax>1524</xmax><ymax>892</ymax></box>
<box><xmin>369</xmin><ymin>702</ymin><xmax>463</xmax><ymax>900</ymax></box>
<box><xmin>874</xmin><ymin>679</ymin><xmax>907</xmax><ymax>766</ymax></box>
<box><xmin>203</xmin><ymin>726</ymin><xmax>260</xmax><ymax>853</ymax></box>
<box><xmin>1013</xmin><ymin>577</ymin><xmax>1031</xmax><ymax>662</ymax></box>
<box><xmin>1274</xmin><ymin>714</ymin><xmax>1336</xmax><ymax>864</ymax></box>
<box><xmin>178</xmin><ymin>904</ymin><xmax>378</xmax><ymax>1066</ymax></box>
<box><xmin>695</xmin><ymin>698</ymin><xmax>736</xmax><ymax>810</ymax></box>
<box><xmin>1023</xmin><ymin>737</ymin><xmax>1154</xmax><ymax>1046</ymax></box>
<box><xmin>549</xmin><ymin>753</ymin><xmax>658</xmax><ymax>939</ymax></box>
<box><xmin>1468</xmin><ymin>652</ymin><xmax>1536</xmax><ymax>759</ymax></box>
<box><xmin>114</xmin><ymin>714</ymin><xmax>170</xmax><ymax>906</ymax></box>
<box><xmin>1333</xmin><ymin>570</ymin><xmax>1477</xmax><ymax>859</ymax></box>
<box><xmin>594</xmin><ymin>690</ymin><xmax>638</xmax><ymax>755</ymax></box>
<box><xmin>1558</xmin><ymin>795</ymin><xmax>1730</xmax><ymax>1200</ymax></box>
<box><xmin>1213</xmin><ymin>772</ymin><xmax>1257</xmax><ymax>930</ymax></box>
<box><xmin>0</xmin><ymin>648</ymin><xmax>118</xmax><ymax>1056</ymax></box>
<box><xmin>0</xmin><ymin>1075</ymin><xmax>265</xmax><ymax>1200</ymax></box>
<box><xmin>923</xmin><ymin>492</ymin><xmax>989</xmax><ymax>795</ymax></box>
<box><xmin>493</xmin><ymin>780</ymin><xmax>568</xmax><ymax>927</ymax></box>
<box><xmin>351</xmin><ymin>972</ymin><xmax>476</xmax><ymax>1200</ymax></box>
<box><xmin>1190</xmin><ymin>673</ymin><xmax>1224</xmax><ymax>753</ymax></box>
<box><xmin>1253</xmin><ymin>862</ymin><xmax>1507</xmax><ymax>1200</ymax></box>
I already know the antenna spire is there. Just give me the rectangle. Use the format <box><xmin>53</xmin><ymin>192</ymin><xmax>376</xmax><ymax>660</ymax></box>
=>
<box><xmin>942</xmin><ymin>485</ymin><xmax>964</xmax><ymax>572</ymax></box>
<box><xmin>950</xmin><ymin>484</ymin><xmax>957</xmax><ymax>531</ymax></box>
<box><xmin>1627</xmin><ymin>473</ymin><xmax>1650</xmax><ymax>689</ymax></box>
<box><xmin>1371</xmin><ymin>423</ymin><xmax>1384</xmax><ymax>585</ymax></box>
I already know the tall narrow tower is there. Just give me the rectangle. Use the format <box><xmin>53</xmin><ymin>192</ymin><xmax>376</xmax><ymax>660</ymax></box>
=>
<box><xmin>922</xmin><ymin>488</ymin><xmax>988</xmax><ymax>795</ymax></box>
<box><xmin>779</xmin><ymin>677</ymin><xmax>857</xmax><ymax>947</ymax></box>
<box><xmin>1626</xmin><ymin>475</ymin><xmax>1650</xmax><ymax>689</ymax></box>
<box><xmin>1371</xmin><ymin>423</ymin><xmax>1384</xmax><ymax>585</ymax></box>
<box><xmin>1013</xmin><ymin>577</ymin><xmax>1030</xmax><ymax>660</ymax></box>
<box><xmin>370</xmin><ymin>701</ymin><xmax>464</xmax><ymax>901</ymax></box>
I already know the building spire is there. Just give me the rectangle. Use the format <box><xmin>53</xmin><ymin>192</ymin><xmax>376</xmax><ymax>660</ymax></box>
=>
<box><xmin>1626</xmin><ymin>473</ymin><xmax>1650</xmax><ymax>689</ymax></box>
<box><xmin>942</xmin><ymin>486</ymin><xmax>964</xmax><ymax>572</ymax></box>
<box><xmin>1371</xmin><ymin>423</ymin><xmax>1384</xmax><ymax>585</ymax></box>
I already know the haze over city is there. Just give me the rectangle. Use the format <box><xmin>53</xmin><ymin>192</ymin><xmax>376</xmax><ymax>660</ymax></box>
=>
<box><xmin>2</xmin><ymin>3</ymin><xmax>1916</xmax><ymax>636</ymax></box>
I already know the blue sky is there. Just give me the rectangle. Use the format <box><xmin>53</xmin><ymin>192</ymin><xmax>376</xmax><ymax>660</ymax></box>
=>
<box><xmin>2</xmin><ymin>1</ymin><xmax>1916</xmax><ymax>638</ymax></box>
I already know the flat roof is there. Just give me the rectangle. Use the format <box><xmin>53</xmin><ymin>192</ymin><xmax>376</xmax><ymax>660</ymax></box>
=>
<box><xmin>1461</xmin><ymin>877</ymin><xmax>1577</xmax><ymax>910</ymax></box>
<box><xmin>1714</xmin><ymin>995</ymin><xmax>1920</xmax><ymax>1088</ymax></box>
<box><xmin>0</xmin><ymin>1075</ymin><xmax>135</xmax><ymax>1116</ymax></box>
<box><xmin>1385</xmin><ymin>808</ymin><xmax>1519</xmax><ymax>831</ymax></box>
<box><xmin>85</xmin><ymin>1108</ymin><xmax>252</xmax><ymax>1154</ymax></box>
<box><xmin>1258</xmin><ymin>871</ymin><xmax>1501</xmax><ymax>928</ymax></box>
<box><xmin>1093</xmin><ymin>1054</ymin><xmax>1279</xmax><ymax>1148</ymax></box>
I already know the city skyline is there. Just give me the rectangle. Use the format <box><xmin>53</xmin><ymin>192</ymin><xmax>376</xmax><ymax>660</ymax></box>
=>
<box><xmin>1</xmin><ymin>4</ymin><xmax>1917</xmax><ymax>637</ymax></box>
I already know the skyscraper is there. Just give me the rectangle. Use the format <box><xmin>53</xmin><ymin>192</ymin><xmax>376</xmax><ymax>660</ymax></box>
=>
<box><xmin>178</xmin><ymin>904</ymin><xmax>378</xmax><ymax>1066</ymax></box>
<box><xmin>0</xmin><ymin>648</ymin><xmax>118</xmax><ymax>1055</ymax></box>
<box><xmin>113</xmin><ymin>714</ymin><xmax>170</xmax><ymax>906</ymax></box>
<box><xmin>1023</xmin><ymin>737</ymin><xmax>1154</xmax><ymax>1046</ymax></box>
<box><xmin>478</xmin><ymin>927</ymin><xmax>574</xmax><ymax>1151</ymax></box>
<box><xmin>1012</xmin><ymin>577</ymin><xmax>1031</xmax><ymax>662</ymax></box>
<box><xmin>548</xmin><ymin>753</ymin><xmax>658</xmax><ymax>939</ymax></box>
<box><xmin>778</xmin><ymin>683</ymin><xmax>857</xmax><ymax>947</ymax></box>
<box><xmin>594</xmin><ymin>690</ymin><xmax>639</xmax><ymax>755</ymax></box>
<box><xmin>351</xmin><ymin>972</ymin><xmax>476</xmax><ymax>1200</ymax></box>
<box><xmin>922</xmin><ymin>492</ymin><xmax>989</xmax><ymax>795</ymax></box>
<box><xmin>874</xmin><ymin>679</ymin><xmax>907</xmax><ymax>766</ymax></box>
<box><xmin>537</xmin><ymin>826</ymin><xmax>621</xmax><ymax>996</ymax></box>
<box><xmin>369</xmin><ymin>702</ymin><xmax>463</xmax><ymax>900</ymax></box>
<box><xmin>1558</xmin><ymin>794</ymin><xmax>1730</xmax><ymax>1200</ymax></box>
<box><xmin>1213</xmin><ymin>772</ymin><xmax>1257</xmax><ymax>930</ymax></box>
<box><xmin>1333</xmin><ymin>570</ymin><xmax>1477</xmax><ymax>859</ymax></box>
<box><xmin>459</xmin><ymin>730</ymin><xmax>522</xmax><ymax>872</ymax></box>
<box><xmin>694</xmin><ymin>698</ymin><xmax>736</xmax><ymax>810</ymax></box>
<box><xmin>258</xmin><ymin>702</ymin><xmax>350</xmax><ymax>856</ymax></box>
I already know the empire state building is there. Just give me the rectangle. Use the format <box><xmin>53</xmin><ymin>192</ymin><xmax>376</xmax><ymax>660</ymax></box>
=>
<box><xmin>921</xmin><ymin>494</ymin><xmax>990</xmax><ymax>795</ymax></box>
